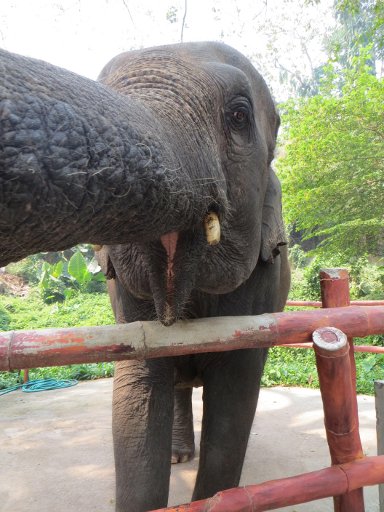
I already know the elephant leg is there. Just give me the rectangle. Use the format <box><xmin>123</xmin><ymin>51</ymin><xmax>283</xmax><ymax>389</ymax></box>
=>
<box><xmin>172</xmin><ymin>388</ymin><xmax>195</xmax><ymax>463</ymax></box>
<box><xmin>192</xmin><ymin>348</ymin><xmax>268</xmax><ymax>501</ymax></box>
<box><xmin>113</xmin><ymin>357</ymin><xmax>174</xmax><ymax>512</ymax></box>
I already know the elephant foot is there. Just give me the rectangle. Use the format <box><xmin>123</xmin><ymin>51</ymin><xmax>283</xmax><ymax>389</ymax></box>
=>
<box><xmin>172</xmin><ymin>388</ymin><xmax>195</xmax><ymax>463</ymax></box>
<box><xmin>171</xmin><ymin>442</ymin><xmax>195</xmax><ymax>464</ymax></box>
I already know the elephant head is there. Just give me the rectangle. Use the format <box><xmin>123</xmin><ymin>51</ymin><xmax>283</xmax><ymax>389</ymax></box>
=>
<box><xmin>0</xmin><ymin>42</ymin><xmax>286</xmax><ymax>325</ymax></box>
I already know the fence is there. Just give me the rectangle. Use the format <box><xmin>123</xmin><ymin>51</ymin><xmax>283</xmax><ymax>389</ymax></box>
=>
<box><xmin>1</xmin><ymin>268</ymin><xmax>384</xmax><ymax>511</ymax></box>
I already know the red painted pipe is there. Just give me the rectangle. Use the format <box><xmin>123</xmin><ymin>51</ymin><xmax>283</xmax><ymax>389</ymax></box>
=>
<box><xmin>1</xmin><ymin>306</ymin><xmax>384</xmax><ymax>371</ymax></box>
<box><xmin>313</xmin><ymin>326</ymin><xmax>364</xmax><ymax>511</ymax></box>
<box><xmin>319</xmin><ymin>268</ymin><xmax>364</xmax><ymax>511</ymax></box>
<box><xmin>286</xmin><ymin>300</ymin><xmax>384</xmax><ymax>308</ymax></box>
<box><xmin>152</xmin><ymin>456</ymin><xmax>384</xmax><ymax>512</ymax></box>
<box><xmin>286</xmin><ymin>300</ymin><xmax>323</xmax><ymax>307</ymax></box>
<box><xmin>281</xmin><ymin>343</ymin><xmax>384</xmax><ymax>353</ymax></box>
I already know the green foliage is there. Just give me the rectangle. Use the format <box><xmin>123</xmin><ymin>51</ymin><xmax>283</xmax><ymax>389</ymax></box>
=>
<box><xmin>68</xmin><ymin>251</ymin><xmax>103</xmax><ymax>285</ymax></box>
<box><xmin>278</xmin><ymin>48</ymin><xmax>384</xmax><ymax>259</ymax></box>
<box><xmin>0</xmin><ymin>364</ymin><xmax>114</xmax><ymax>390</ymax></box>
<box><xmin>5</xmin><ymin>255</ymin><xmax>42</xmax><ymax>285</ymax></box>
<box><xmin>263</xmin><ymin>346</ymin><xmax>384</xmax><ymax>395</ymax></box>
<box><xmin>263</xmin><ymin>347</ymin><xmax>319</xmax><ymax>389</ymax></box>
<box><xmin>302</xmin><ymin>258</ymin><xmax>324</xmax><ymax>300</ymax></box>
<box><xmin>38</xmin><ymin>248</ymin><xmax>106</xmax><ymax>303</ymax></box>
<box><xmin>332</xmin><ymin>0</ymin><xmax>384</xmax><ymax>63</ymax></box>
<box><xmin>0</xmin><ymin>289</ymin><xmax>114</xmax><ymax>331</ymax></box>
<box><xmin>288</xmin><ymin>244</ymin><xmax>309</xmax><ymax>269</ymax></box>
<box><xmin>28</xmin><ymin>363</ymin><xmax>114</xmax><ymax>382</ymax></box>
<box><xmin>289</xmin><ymin>253</ymin><xmax>384</xmax><ymax>302</ymax></box>
<box><xmin>349</xmin><ymin>256</ymin><xmax>384</xmax><ymax>298</ymax></box>
<box><xmin>39</xmin><ymin>260</ymin><xmax>68</xmax><ymax>303</ymax></box>
<box><xmin>5</xmin><ymin>246</ymin><xmax>106</xmax><ymax>304</ymax></box>
<box><xmin>0</xmin><ymin>288</ymin><xmax>115</xmax><ymax>389</ymax></box>
<box><xmin>0</xmin><ymin>307</ymin><xmax>11</xmax><ymax>330</ymax></box>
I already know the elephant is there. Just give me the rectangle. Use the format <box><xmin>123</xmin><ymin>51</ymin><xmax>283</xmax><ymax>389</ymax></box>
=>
<box><xmin>0</xmin><ymin>42</ymin><xmax>290</xmax><ymax>511</ymax></box>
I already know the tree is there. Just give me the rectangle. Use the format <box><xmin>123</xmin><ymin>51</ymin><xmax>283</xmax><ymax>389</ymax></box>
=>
<box><xmin>277</xmin><ymin>48</ymin><xmax>384</xmax><ymax>259</ymax></box>
<box><xmin>328</xmin><ymin>0</ymin><xmax>384</xmax><ymax>75</ymax></box>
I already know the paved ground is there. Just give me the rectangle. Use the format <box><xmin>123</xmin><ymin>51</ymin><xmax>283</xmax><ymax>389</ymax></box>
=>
<box><xmin>0</xmin><ymin>379</ymin><xmax>379</xmax><ymax>512</ymax></box>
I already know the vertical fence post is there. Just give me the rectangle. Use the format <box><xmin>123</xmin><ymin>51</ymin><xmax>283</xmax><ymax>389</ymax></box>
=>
<box><xmin>320</xmin><ymin>268</ymin><xmax>358</xmax><ymax>392</ymax></box>
<box><xmin>319</xmin><ymin>269</ymin><xmax>365</xmax><ymax>512</ymax></box>
<box><xmin>375</xmin><ymin>380</ymin><xmax>384</xmax><ymax>511</ymax></box>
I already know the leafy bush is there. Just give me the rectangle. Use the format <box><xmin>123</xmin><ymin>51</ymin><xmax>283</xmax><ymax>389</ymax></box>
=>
<box><xmin>0</xmin><ymin>363</ymin><xmax>115</xmax><ymax>390</ymax></box>
<box><xmin>39</xmin><ymin>248</ymin><xmax>106</xmax><ymax>303</ymax></box>
<box><xmin>263</xmin><ymin>347</ymin><xmax>318</xmax><ymax>389</ymax></box>
<box><xmin>5</xmin><ymin>246</ymin><xmax>106</xmax><ymax>304</ymax></box>
<box><xmin>288</xmin><ymin>244</ymin><xmax>309</xmax><ymax>269</ymax></box>
<box><xmin>0</xmin><ymin>289</ymin><xmax>114</xmax><ymax>331</ymax></box>
<box><xmin>0</xmin><ymin>288</ymin><xmax>115</xmax><ymax>389</ymax></box>
<box><xmin>289</xmin><ymin>251</ymin><xmax>384</xmax><ymax>302</ymax></box>
<box><xmin>6</xmin><ymin>255</ymin><xmax>42</xmax><ymax>285</ymax></box>
<box><xmin>263</xmin><ymin>346</ymin><xmax>384</xmax><ymax>395</ymax></box>
<box><xmin>349</xmin><ymin>256</ymin><xmax>384</xmax><ymax>299</ymax></box>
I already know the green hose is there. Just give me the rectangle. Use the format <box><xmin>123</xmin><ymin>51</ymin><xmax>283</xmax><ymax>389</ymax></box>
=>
<box><xmin>0</xmin><ymin>378</ymin><xmax>78</xmax><ymax>396</ymax></box>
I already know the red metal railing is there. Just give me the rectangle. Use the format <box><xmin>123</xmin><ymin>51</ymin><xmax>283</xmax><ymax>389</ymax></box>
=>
<box><xmin>287</xmin><ymin>300</ymin><xmax>384</xmax><ymax>307</ymax></box>
<box><xmin>154</xmin><ymin>269</ymin><xmax>384</xmax><ymax>512</ymax></box>
<box><xmin>1</xmin><ymin>268</ymin><xmax>384</xmax><ymax>511</ymax></box>
<box><xmin>153</xmin><ymin>457</ymin><xmax>384</xmax><ymax>512</ymax></box>
<box><xmin>285</xmin><ymin>276</ymin><xmax>384</xmax><ymax>354</ymax></box>
<box><xmin>1</xmin><ymin>305</ymin><xmax>383</xmax><ymax>371</ymax></box>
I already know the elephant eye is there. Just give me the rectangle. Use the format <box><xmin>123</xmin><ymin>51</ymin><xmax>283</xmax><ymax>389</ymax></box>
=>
<box><xmin>226</xmin><ymin>98</ymin><xmax>252</xmax><ymax>132</ymax></box>
<box><xmin>233</xmin><ymin>110</ymin><xmax>247</xmax><ymax>123</ymax></box>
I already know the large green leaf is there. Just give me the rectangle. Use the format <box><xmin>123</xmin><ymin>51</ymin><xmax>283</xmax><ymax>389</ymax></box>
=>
<box><xmin>68</xmin><ymin>251</ymin><xmax>91</xmax><ymax>284</ymax></box>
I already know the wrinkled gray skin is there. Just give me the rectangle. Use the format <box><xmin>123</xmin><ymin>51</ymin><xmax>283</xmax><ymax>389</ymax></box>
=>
<box><xmin>0</xmin><ymin>42</ymin><xmax>289</xmax><ymax>511</ymax></box>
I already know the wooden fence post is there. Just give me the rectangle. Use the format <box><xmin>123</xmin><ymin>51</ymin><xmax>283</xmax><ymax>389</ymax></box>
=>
<box><xmin>375</xmin><ymin>380</ymin><xmax>384</xmax><ymax>511</ymax></box>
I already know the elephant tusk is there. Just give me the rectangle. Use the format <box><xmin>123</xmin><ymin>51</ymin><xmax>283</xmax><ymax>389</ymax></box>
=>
<box><xmin>92</xmin><ymin>244</ymin><xmax>103</xmax><ymax>252</ymax></box>
<box><xmin>204</xmin><ymin>212</ymin><xmax>221</xmax><ymax>246</ymax></box>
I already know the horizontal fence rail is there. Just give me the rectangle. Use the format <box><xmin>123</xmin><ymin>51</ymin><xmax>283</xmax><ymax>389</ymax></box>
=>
<box><xmin>153</xmin><ymin>456</ymin><xmax>384</xmax><ymax>512</ymax></box>
<box><xmin>287</xmin><ymin>300</ymin><xmax>384</xmax><ymax>308</ymax></box>
<box><xmin>1</xmin><ymin>306</ymin><xmax>383</xmax><ymax>371</ymax></box>
<box><xmin>281</xmin><ymin>342</ymin><xmax>384</xmax><ymax>354</ymax></box>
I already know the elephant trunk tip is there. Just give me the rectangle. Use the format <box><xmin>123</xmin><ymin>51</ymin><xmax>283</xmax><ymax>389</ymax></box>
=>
<box><xmin>161</xmin><ymin>303</ymin><xmax>178</xmax><ymax>327</ymax></box>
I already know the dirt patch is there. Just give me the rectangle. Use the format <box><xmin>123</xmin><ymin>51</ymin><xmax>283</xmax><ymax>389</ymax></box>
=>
<box><xmin>0</xmin><ymin>272</ymin><xmax>29</xmax><ymax>296</ymax></box>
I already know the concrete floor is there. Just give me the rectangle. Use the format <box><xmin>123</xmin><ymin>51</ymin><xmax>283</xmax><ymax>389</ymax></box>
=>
<box><xmin>0</xmin><ymin>379</ymin><xmax>380</xmax><ymax>512</ymax></box>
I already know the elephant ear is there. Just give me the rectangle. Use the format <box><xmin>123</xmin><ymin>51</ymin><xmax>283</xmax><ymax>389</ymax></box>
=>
<box><xmin>95</xmin><ymin>247</ymin><xmax>116</xmax><ymax>279</ymax></box>
<box><xmin>260</xmin><ymin>169</ymin><xmax>287</xmax><ymax>263</ymax></box>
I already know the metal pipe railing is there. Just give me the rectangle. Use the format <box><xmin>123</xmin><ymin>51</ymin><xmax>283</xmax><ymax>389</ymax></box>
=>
<box><xmin>153</xmin><ymin>456</ymin><xmax>384</xmax><ymax>512</ymax></box>
<box><xmin>287</xmin><ymin>300</ymin><xmax>384</xmax><ymax>308</ymax></box>
<box><xmin>281</xmin><ymin>342</ymin><xmax>384</xmax><ymax>353</ymax></box>
<box><xmin>1</xmin><ymin>305</ymin><xmax>384</xmax><ymax>371</ymax></box>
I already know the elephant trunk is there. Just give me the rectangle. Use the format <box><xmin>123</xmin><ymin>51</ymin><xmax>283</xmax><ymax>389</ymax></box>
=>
<box><xmin>0</xmin><ymin>49</ymin><xmax>221</xmax><ymax>266</ymax></box>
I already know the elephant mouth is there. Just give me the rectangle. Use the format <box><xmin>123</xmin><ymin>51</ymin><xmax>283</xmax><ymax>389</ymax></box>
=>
<box><xmin>160</xmin><ymin>231</ymin><xmax>178</xmax><ymax>326</ymax></box>
<box><xmin>157</xmin><ymin>212</ymin><xmax>221</xmax><ymax>326</ymax></box>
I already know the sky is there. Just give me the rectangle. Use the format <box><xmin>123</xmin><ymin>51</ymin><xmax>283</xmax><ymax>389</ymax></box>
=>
<box><xmin>0</xmin><ymin>0</ymin><xmax>336</xmax><ymax>100</ymax></box>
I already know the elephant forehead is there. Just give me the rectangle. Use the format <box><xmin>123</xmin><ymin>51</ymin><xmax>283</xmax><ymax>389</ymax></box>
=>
<box><xmin>100</xmin><ymin>53</ymin><xmax>220</xmax><ymax>115</ymax></box>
